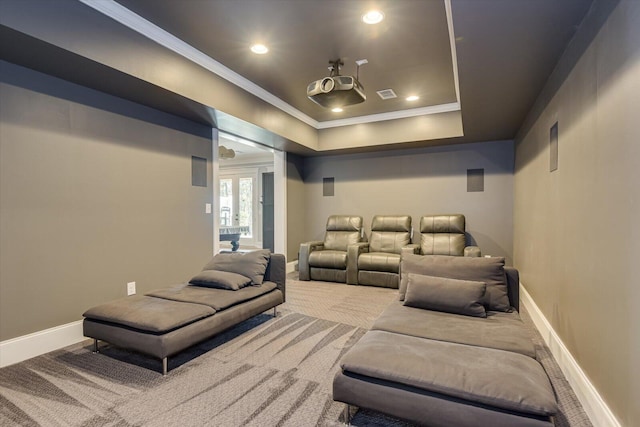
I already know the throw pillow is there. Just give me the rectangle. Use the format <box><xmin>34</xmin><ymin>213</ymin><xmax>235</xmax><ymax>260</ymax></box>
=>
<box><xmin>399</xmin><ymin>254</ymin><xmax>511</xmax><ymax>311</ymax></box>
<box><xmin>403</xmin><ymin>273</ymin><xmax>487</xmax><ymax>317</ymax></box>
<box><xmin>201</xmin><ymin>249</ymin><xmax>270</xmax><ymax>284</ymax></box>
<box><xmin>189</xmin><ymin>270</ymin><xmax>251</xmax><ymax>290</ymax></box>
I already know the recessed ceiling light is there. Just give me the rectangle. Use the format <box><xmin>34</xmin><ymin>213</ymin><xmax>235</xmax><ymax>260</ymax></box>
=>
<box><xmin>362</xmin><ymin>10</ymin><xmax>384</xmax><ymax>25</ymax></box>
<box><xmin>331</xmin><ymin>107</ymin><xmax>344</xmax><ymax>113</ymax></box>
<box><xmin>406</xmin><ymin>95</ymin><xmax>420</xmax><ymax>101</ymax></box>
<box><xmin>250</xmin><ymin>44</ymin><xmax>268</xmax><ymax>54</ymax></box>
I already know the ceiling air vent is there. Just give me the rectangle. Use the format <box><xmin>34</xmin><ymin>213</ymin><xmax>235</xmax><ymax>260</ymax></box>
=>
<box><xmin>376</xmin><ymin>89</ymin><xmax>397</xmax><ymax>100</ymax></box>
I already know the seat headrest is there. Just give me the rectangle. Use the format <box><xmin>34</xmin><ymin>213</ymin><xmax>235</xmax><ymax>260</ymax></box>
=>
<box><xmin>420</xmin><ymin>214</ymin><xmax>465</xmax><ymax>234</ymax></box>
<box><xmin>371</xmin><ymin>215</ymin><xmax>411</xmax><ymax>232</ymax></box>
<box><xmin>326</xmin><ymin>215</ymin><xmax>363</xmax><ymax>231</ymax></box>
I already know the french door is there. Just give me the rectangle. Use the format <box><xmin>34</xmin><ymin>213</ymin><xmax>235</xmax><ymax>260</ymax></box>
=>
<box><xmin>219</xmin><ymin>172</ymin><xmax>258</xmax><ymax>247</ymax></box>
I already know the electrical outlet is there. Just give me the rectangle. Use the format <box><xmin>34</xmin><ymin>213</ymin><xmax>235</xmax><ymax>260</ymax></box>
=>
<box><xmin>127</xmin><ymin>281</ymin><xmax>136</xmax><ymax>296</ymax></box>
<box><xmin>205</xmin><ymin>203</ymin><xmax>212</xmax><ymax>214</ymax></box>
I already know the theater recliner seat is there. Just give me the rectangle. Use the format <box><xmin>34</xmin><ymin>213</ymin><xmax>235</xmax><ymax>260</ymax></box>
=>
<box><xmin>299</xmin><ymin>215</ymin><xmax>365</xmax><ymax>284</ymax></box>
<box><xmin>403</xmin><ymin>214</ymin><xmax>481</xmax><ymax>257</ymax></box>
<box><xmin>356</xmin><ymin>215</ymin><xmax>412</xmax><ymax>288</ymax></box>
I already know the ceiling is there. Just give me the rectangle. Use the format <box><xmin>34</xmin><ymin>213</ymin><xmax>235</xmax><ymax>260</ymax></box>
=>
<box><xmin>113</xmin><ymin>0</ymin><xmax>593</xmax><ymax>145</ymax></box>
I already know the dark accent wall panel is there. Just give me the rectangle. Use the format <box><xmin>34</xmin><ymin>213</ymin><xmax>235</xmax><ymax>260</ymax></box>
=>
<box><xmin>302</xmin><ymin>141</ymin><xmax>514</xmax><ymax>262</ymax></box>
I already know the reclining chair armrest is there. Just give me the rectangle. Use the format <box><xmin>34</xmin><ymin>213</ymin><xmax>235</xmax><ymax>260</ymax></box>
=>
<box><xmin>464</xmin><ymin>246</ymin><xmax>482</xmax><ymax>257</ymax></box>
<box><xmin>298</xmin><ymin>241</ymin><xmax>325</xmax><ymax>281</ymax></box>
<box><xmin>401</xmin><ymin>244</ymin><xmax>420</xmax><ymax>256</ymax></box>
<box><xmin>347</xmin><ymin>242</ymin><xmax>369</xmax><ymax>285</ymax></box>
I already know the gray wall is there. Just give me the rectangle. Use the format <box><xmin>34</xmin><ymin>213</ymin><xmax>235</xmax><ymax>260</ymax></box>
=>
<box><xmin>286</xmin><ymin>153</ymin><xmax>306</xmax><ymax>261</ymax></box>
<box><xmin>300</xmin><ymin>141</ymin><xmax>514</xmax><ymax>262</ymax></box>
<box><xmin>0</xmin><ymin>61</ymin><xmax>213</xmax><ymax>341</ymax></box>
<box><xmin>513</xmin><ymin>1</ymin><xmax>639</xmax><ymax>425</ymax></box>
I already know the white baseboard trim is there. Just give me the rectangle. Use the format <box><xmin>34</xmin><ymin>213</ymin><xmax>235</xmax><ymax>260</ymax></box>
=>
<box><xmin>520</xmin><ymin>284</ymin><xmax>621</xmax><ymax>427</ymax></box>
<box><xmin>0</xmin><ymin>320</ymin><xmax>85</xmax><ymax>368</ymax></box>
<box><xmin>286</xmin><ymin>260</ymin><xmax>298</xmax><ymax>274</ymax></box>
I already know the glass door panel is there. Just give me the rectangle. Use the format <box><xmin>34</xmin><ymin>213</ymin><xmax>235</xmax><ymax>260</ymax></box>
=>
<box><xmin>219</xmin><ymin>178</ymin><xmax>233</xmax><ymax>227</ymax></box>
<box><xmin>219</xmin><ymin>172</ymin><xmax>257</xmax><ymax>247</ymax></box>
<box><xmin>238</xmin><ymin>177</ymin><xmax>253</xmax><ymax>237</ymax></box>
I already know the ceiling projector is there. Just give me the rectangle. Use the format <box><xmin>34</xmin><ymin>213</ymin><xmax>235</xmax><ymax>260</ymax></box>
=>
<box><xmin>307</xmin><ymin>59</ymin><xmax>366</xmax><ymax>108</ymax></box>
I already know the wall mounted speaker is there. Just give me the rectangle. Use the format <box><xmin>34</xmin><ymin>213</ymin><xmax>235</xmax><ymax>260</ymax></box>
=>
<box><xmin>467</xmin><ymin>168</ymin><xmax>484</xmax><ymax>192</ymax></box>
<box><xmin>323</xmin><ymin>177</ymin><xmax>335</xmax><ymax>196</ymax></box>
<box><xmin>192</xmin><ymin>156</ymin><xmax>207</xmax><ymax>187</ymax></box>
<box><xmin>550</xmin><ymin>121</ymin><xmax>559</xmax><ymax>172</ymax></box>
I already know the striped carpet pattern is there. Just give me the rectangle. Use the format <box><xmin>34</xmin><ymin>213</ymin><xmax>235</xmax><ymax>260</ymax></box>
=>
<box><xmin>0</xmin><ymin>312</ymin><xmax>365</xmax><ymax>426</ymax></box>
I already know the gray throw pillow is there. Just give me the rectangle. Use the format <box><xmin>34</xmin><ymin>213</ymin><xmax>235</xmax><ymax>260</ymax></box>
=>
<box><xmin>399</xmin><ymin>254</ymin><xmax>511</xmax><ymax>311</ymax></box>
<box><xmin>201</xmin><ymin>249</ymin><xmax>270</xmax><ymax>284</ymax></box>
<box><xmin>189</xmin><ymin>270</ymin><xmax>251</xmax><ymax>291</ymax></box>
<box><xmin>403</xmin><ymin>273</ymin><xmax>487</xmax><ymax>317</ymax></box>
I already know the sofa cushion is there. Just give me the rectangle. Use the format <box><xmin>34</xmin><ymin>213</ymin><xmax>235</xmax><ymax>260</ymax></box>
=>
<box><xmin>358</xmin><ymin>271</ymin><xmax>399</xmax><ymax>288</ymax></box>
<box><xmin>404</xmin><ymin>274</ymin><xmax>487</xmax><ymax>317</ymax></box>
<box><xmin>358</xmin><ymin>252</ymin><xmax>401</xmax><ymax>273</ymax></box>
<box><xmin>308</xmin><ymin>250</ymin><xmax>347</xmax><ymax>269</ymax></box>
<box><xmin>373</xmin><ymin>301</ymin><xmax>536</xmax><ymax>358</ymax></box>
<box><xmin>399</xmin><ymin>254</ymin><xmax>511</xmax><ymax>311</ymax></box>
<box><xmin>83</xmin><ymin>295</ymin><xmax>215</xmax><ymax>333</ymax></box>
<box><xmin>201</xmin><ymin>249</ymin><xmax>270</xmax><ymax>284</ymax></box>
<box><xmin>420</xmin><ymin>233</ymin><xmax>466</xmax><ymax>256</ymax></box>
<box><xmin>189</xmin><ymin>270</ymin><xmax>251</xmax><ymax>290</ymax></box>
<box><xmin>340</xmin><ymin>330</ymin><xmax>557</xmax><ymax>417</ymax></box>
<box><xmin>147</xmin><ymin>281</ymin><xmax>277</xmax><ymax>311</ymax></box>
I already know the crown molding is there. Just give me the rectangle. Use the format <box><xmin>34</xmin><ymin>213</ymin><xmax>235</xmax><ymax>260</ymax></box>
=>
<box><xmin>317</xmin><ymin>102</ymin><xmax>460</xmax><ymax>129</ymax></box>
<box><xmin>79</xmin><ymin>0</ymin><xmax>462</xmax><ymax>132</ymax></box>
<box><xmin>78</xmin><ymin>0</ymin><xmax>319</xmax><ymax>128</ymax></box>
<box><xmin>445</xmin><ymin>0</ymin><xmax>461</xmax><ymax>104</ymax></box>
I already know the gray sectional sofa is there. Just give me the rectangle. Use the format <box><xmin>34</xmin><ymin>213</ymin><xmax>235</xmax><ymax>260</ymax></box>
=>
<box><xmin>83</xmin><ymin>251</ymin><xmax>285</xmax><ymax>375</ymax></box>
<box><xmin>333</xmin><ymin>254</ymin><xmax>558</xmax><ymax>427</ymax></box>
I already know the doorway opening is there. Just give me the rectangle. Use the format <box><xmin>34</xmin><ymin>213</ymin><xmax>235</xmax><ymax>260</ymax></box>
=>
<box><xmin>217</xmin><ymin>133</ymin><xmax>275</xmax><ymax>252</ymax></box>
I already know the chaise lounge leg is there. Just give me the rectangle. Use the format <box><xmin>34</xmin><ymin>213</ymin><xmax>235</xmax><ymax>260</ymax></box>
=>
<box><xmin>343</xmin><ymin>404</ymin><xmax>352</xmax><ymax>424</ymax></box>
<box><xmin>92</xmin><ymin>339</ymin><xmax>99</xmax><ymax>353</ymax></box>
<box><xmin>273</xmin><ymin>307</ymin><xmax>277</xmax><ymax>317</ymax></box>
<box><xmin>162</xmin><ymin>357</ymin><xmax>168</xmax><ymax>376</ymax></box>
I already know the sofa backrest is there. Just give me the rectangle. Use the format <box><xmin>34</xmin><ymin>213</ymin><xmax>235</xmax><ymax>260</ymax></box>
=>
<box><xmin>369</xmin><ymin>215</ymin><xmax>411</xmax><ymax>254</ymax></box>
<box><xmin>264</xmin><ymin>253</ymin><xmax>287</xmax><ymax>300</ymax></box>
<box><xmin>324</xmin><ymin>215</ymin><xmax>363</xmax><ymax>251</ymax></box>
<box><xmin>504</xmin><ymin>266</ymin><xmax>520</xmax><ymax>312</ymax></box>
<box><xmin>419</xmin><ymin>214</ymin><xmax>466</xmax><ymax>256</ymax></box>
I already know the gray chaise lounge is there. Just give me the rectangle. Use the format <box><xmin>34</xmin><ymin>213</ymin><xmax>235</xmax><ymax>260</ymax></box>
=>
<box><xmin>333</xmin><ymin>254</ymin><xmax>558</xmax><ymax>427</ymax></box>
<box><xmin>83</xmin><ymin>252</ymin><xmax>285</xmax><ymax>375</ymax></box>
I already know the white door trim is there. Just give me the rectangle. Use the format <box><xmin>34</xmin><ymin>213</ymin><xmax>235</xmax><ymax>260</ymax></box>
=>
<box><xmin>273</xmin><ymin>150</ymin><xmax>287</xmax><ymax>257</ymax></box>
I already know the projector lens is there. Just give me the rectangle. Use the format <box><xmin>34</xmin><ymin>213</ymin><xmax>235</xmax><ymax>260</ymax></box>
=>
<box><xmin>320</xmin><ymin>77</ymin><xmax>335</xmax><ymax>93</ymax></box>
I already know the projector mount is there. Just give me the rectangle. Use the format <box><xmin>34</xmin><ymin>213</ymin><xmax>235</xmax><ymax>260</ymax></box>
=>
<box><xmin>307</xmin><ymin>58</ymin><xmax>367</xmax><ymax>108</ymax></box>
<box><xmin>328</xmin><ymin>58</ymin><xmax>366</xmax><ymax>82</ymax></box>
<box><xmin>328</xmin><ymin>59</ymin><xmax>344</xmax><ymax>77</ymax></box>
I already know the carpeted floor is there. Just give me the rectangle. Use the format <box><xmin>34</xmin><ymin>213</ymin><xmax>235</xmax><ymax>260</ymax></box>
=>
<box><xmin>0</xmin><ymin>311</ymin><xmax>364</xmax><ymax>426</ymax></box>
<box><xmin>0</xmin><ymin>274</ymin><xmax>593</xmax><ymax>427</ymax></box>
